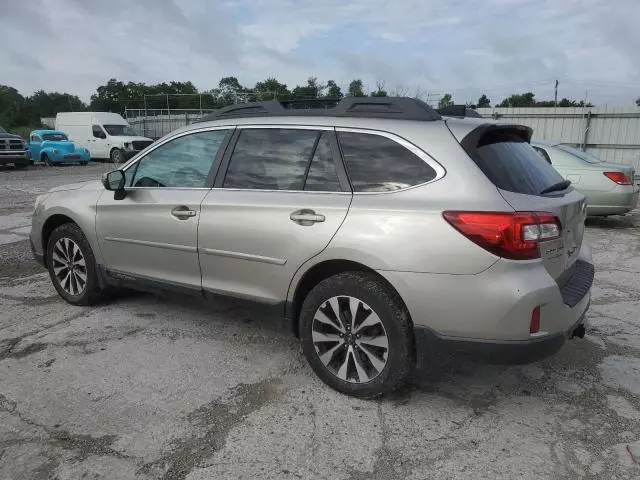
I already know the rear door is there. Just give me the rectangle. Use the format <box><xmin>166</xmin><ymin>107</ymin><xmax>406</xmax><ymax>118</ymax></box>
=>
<box><xmin>467</xmin><ymin>127</ymin><xmax>586</xmax><ymax>280</ymax></box>
<box><xmin>198</xmin><ymin>126</ymin><xmax>352</xmax><ymax>304</ymax></box>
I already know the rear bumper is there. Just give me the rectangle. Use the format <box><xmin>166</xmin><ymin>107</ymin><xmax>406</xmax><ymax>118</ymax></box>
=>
<box><xmin>414</xmin><ymin>309</ymin><xmax>588</xmax><ymax>365</ymax></box>
<box><xmin>379</xmin><ymin>242</ymin><xmax>594</xmax><ymax>345</ymax></box>
<box><xmin>586</xmin><ymin>185</ymin><xmax>639</xmax><ymax>215</ymax></box>
<box><xmin>0</xmin><ymin>151</ymin><xmax>29</xmax><ymax>165</ymax></box>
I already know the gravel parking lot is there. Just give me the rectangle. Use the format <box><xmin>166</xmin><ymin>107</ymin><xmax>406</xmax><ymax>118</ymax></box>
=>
<box><xmin>1</xmin><ymin>164</ymin><xmax>639</xmax><ymax>480</ymax></box>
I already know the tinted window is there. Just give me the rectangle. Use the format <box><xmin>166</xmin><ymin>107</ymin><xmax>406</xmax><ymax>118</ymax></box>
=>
<box><xmin>224</xmin><ymin>129</ymin><xmax>319</xmax><ymax>190</ymax></box>
<box><xmin>532</xmin><ymin>146</ymin><xmax>552</xmax><ymax>164</ymax></box>
<box><xmin>304</xmin><ymin>132</ymin><xmax>340</xmax><ymax>192</ymax></box>
<box><xmin>130</xmin><ymin>130</ymin><xmax>228</xmax><ymax>188</ymax></box>
<box><xmin>104</xmin><ymin>124</ymin><xmax>136</xmax><ymax>136</ymax></box>
<box><xmin>92</xmin><ymin>125</ymin><xmax>105</xmax><ymax>138</ymax></box>
<box><xmin>338</xmin><ymin>132</ymin><xmax>437</xmax><ymax>192</ymax></box>
<box><xmin>473</xmin><ymin>137</ymin><xmax>565</xmax><ymax>195</ymax></box>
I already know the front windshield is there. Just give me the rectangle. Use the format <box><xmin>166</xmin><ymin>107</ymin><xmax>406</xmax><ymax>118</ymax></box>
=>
<box><xmin>103</xmin><ymin>124</ymin><xmax>136</xmax><ymax>136</ymax></box>
<box><xmin>42</xmin><ymin>133</ymin><xmax>68</xmax><ymax>141</ymax></box>
<box><xmin>0</xmin><ymin>126</ymin><xmax>6</xmax><ymax>133</ymax></box>
<box><xmin>556</xmin><ymin>144</ymin><xmax>603</xmax><ymax>164</ymax></box>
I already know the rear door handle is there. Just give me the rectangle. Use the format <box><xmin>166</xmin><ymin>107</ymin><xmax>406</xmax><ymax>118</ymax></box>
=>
<box><xmin>171</xmin><ymin>206</ymin><xmax>197</xmax><ymax>219</ymax></box>
<box><xmin>290</xmin><ymin>209</ymin><xmax>325</xmax><ymax>225</ymax></box>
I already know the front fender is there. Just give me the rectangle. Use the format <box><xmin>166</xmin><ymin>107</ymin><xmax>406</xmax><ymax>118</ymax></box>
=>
<box><xmin>31</xmin><ymin>191</ymin><xmax>104</xmax><ymax>265</ymax></box>
<box><xmin>41</xmin><ymin>147</ymin><xmax>62</xmax><ymax>161</ymax></box>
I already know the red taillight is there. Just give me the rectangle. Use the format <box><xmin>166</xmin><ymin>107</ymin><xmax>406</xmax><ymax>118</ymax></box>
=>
<box><xmin>442</xmin><ymin>211</ymin><xmax>562</xmax><ymax>260</ymax></box>
<box><xmin>530</xmin><ymin>306</ymin><xmax>541</xmax><ymax>334</ymax></box>
<box><xmin>603</xmin><ymin>171</ymin><xmax>631</xmax><ymax>185</ymax></box>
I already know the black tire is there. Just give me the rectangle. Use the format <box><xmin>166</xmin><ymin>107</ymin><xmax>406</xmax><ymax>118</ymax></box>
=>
<box><xmin>110</xmin><ymin>148</ymin><xmax>125</xmax><ymax>164</ymax></box>
<box><xmin>14</xmin><ymin>163</ymin><xmax>28</xmax><ymax>169</ymax></box>
<box><xmin>46</xmin><ymin>223</ymin><xmax>107</xmax><ymax>306</ymax></box>
<box><xmin>80</xmin><ymin>161</ymin><xmax>88</xmax><ymax>166</ymax></box>
<box><xmin>299</xmin><ymin>271</ymin><xmax>413</xmax><ymax>398</ymax></box>
<box><xmin>41</xmin><ymin>153</ymin><xmax>52</xmax><ymax>166</ymax></box>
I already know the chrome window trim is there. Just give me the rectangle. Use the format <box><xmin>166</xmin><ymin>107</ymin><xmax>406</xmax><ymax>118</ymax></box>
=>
<box><xmin>235</xmin><ymin>124</ymin><xmax>334</xmax><ymax>131</ymax></box>
<box><xmin>121</xmin><ymin>125</ymin><xmax>235</xmax><ymax>172</ymax></box>
<box><xmin>211</xmin><ymin>187</ymin><xmax>351</xmax><ymax>195</ymax></box>
<box><xmin>335</xmin><ymin>127</ymin><xmax>447</xmax><ymax>195</ymax></box>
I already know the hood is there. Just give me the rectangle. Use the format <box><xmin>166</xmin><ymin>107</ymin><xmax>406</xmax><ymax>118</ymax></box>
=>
<box><xmin>0</xmin><ymin>131</ymin><xmax>24</xmax><ymax>140</ymax></box>
<box><xmin>42</xmin><ymin>140</ymin><xmax>77</xmax><ymax>152</ymax></box>
<box><xmin>49</xmin><ymin>180</ymin><xmax>102</xmax><ymax>193</ymax></box>
<box><xmin>109</xmin><ymin>135</ymin><xmax>153</xmax><ymax>142</ymax></box>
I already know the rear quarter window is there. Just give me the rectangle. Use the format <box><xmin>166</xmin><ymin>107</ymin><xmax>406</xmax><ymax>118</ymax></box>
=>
<box><xmin>337</xmin><ymin>131</ymin><xmax>437</xmax><ymax>192</ymax></box>
<box><xmin>470</xmin><ymin>130</ymin><xmax>565</xmax><ymax>195</ymax></box>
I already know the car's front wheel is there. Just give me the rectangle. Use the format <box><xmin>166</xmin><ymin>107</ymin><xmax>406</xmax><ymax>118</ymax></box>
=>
<box><xmin>110</xmin><ymin>148</ymin><xmax>125</xmax><ymax>164</ymax></box>
<box><xmin>41</xmin><ymin>153</ymin><xmax>52</xmax><ymax>166</ymax></box>
<box><xmin>299</xmin><ymin>271</ymin><xmax>413</xmax><ymax>398</ymax></box>
<box><xmin>46</xmin><ymin>223</ymin><xmax>106</xmax><ymax>305</ymax></box>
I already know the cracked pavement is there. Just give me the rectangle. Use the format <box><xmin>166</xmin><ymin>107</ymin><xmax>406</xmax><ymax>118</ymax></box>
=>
<box><xmin>1</xmin><ymin>164</ymin><xmax>639</xmax><ymax>479</ymax></box>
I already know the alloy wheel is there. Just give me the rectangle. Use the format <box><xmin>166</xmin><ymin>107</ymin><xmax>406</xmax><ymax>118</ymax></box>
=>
<box><xmin>51</xmin><ymin>238</ymin><xmax>87</xmax><ymax>296</ymax></box>
<box><xmin>311</xmin><ymin>295</ymin><xmax>389</xmax><ymax>384</ymax></box>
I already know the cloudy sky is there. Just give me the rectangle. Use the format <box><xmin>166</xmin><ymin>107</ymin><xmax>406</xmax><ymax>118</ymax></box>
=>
<box><xmin>1</xmin><ymin>0</ymin><xmax>639</xmax><ymax>106</ymax></box>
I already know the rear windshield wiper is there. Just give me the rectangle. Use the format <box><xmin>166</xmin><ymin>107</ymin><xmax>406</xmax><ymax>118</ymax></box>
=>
<box><xmin>540</xmin><ymin>179</ymin><xmax>571</xmax><ymax>195</ymax></box>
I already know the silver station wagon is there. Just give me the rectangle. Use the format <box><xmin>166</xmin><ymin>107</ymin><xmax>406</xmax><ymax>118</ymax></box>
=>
<box><xmin>31</xmin><ymin>98</ymin><xmax>593</xmax><ymax>397</ymax></box>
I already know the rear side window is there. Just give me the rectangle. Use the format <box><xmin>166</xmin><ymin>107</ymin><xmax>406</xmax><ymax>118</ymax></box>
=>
<box><xmin>337</xmin><ymin>131</ymin><xmax>437</xmax><ymax>192</ymax></box>
<box><xmin>224</xmin><ymin>129</ymin><xmax>340</xmax><ymax>191</ymax></box>
<box><xmin>471</xmin><ymin>132</ymin><xmax>564</xmax><ymax>195</ymax></box>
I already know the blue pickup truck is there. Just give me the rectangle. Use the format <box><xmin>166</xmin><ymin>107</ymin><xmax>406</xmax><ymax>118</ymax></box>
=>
<box><xmin>28</xmin><ymin>130</ymin><xmax>91</xmax><ymax>165</ymax></box>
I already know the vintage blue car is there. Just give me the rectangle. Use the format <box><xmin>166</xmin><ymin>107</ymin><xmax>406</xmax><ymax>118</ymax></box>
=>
<box><xmin>28</xmin><ymin>130</ymin><xmax>91</xmax><ymax>165</ymax></box>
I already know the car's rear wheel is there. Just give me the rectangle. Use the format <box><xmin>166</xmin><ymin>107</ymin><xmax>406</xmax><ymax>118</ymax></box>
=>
<box><xmin>110</xmin><ymin>148</ymin><xmax>125</xmax><ymax>164</ymax></box>
<box><xmin>299</xmin><ymin>271</ymin><xmax>413</xmax><ymax>398</ymax></box>
<box><xmin>46</xmin><ymin>223</ymin><xmax>106</xmax><ymax>306</ymax></box>
<box><xmin>80</xmin><ymin>161</ymin><xmax>88</xmax><ymax>166</ymax></box>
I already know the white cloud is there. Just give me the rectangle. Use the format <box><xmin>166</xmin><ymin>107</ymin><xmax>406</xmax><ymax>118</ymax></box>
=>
<box><xmin>0</xmin><ymin>0</ymin><xmax>638</xmax><ymax>105</ymax></box>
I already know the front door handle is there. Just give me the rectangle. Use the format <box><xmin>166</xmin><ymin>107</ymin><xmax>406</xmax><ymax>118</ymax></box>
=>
<box><xmin>171</xmin><ymin>206</ymin><xmax>197</xmax><ymax>219</ymax></box>
<box><xmin>290</xmin><ymin>209</ymin><xmax>325</xmax><ymax>226</ymax></box>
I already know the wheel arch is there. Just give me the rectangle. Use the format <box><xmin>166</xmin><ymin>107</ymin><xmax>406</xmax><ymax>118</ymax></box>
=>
<box><xmin>288</xmin><ymin>259</ymin><xmax>411</xmax><ymax>338</ymax></box>
<box><xmin>41</xmin><ymin>214</ymin><xmax>78</xmax><ymax>266</ymax></box>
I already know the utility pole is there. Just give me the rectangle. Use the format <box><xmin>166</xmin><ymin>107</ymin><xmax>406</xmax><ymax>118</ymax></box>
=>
<box><xmin>554</xmin><ymin>79</ymin><xmax>559</xmax><ymax>107</ymax></box>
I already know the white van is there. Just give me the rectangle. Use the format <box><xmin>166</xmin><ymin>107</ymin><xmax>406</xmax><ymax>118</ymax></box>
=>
<box><xmin>55</xmin><ymin>112</ymin><xmax>154</xmax><ymax>163</ymax></box>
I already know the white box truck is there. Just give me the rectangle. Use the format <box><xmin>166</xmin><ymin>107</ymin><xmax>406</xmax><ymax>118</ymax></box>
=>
<box><xmin>55</xmin><ymin>112</ymin><xmax>154</xmax><ymax>163</ymax></box>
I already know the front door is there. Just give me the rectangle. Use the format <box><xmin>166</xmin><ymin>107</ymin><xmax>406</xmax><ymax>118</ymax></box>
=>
<box><xmin>96</xmin><ymin>128</ymin><xmax>231</xmax><ymax>289</ymax></box>
<box><xmin>90</xmin><ymin>125</ymin><xmax>109</xmax><ymax>158</ymax></box>
<box><xmin>28</xmin><ymin>133</ymin><xmax>42</xmax><ymax>161</ymax></box>
<box><xmin>198</xmin><ymin>127</ymin><xmax>352</xmax><ymax>304</ymax></box>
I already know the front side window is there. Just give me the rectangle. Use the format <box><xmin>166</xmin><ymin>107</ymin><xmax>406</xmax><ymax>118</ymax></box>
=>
<box><xmin>224</xmin><ymin>128</ymin><xmax>338</xmax><ymax>191</ymax></box>
<box><xmin>92</xmin><ymin>125</ymin><xmax>106</xmax><ymax>138</ymax></box>
<box><xmin>104</xmin><ymin>124</ymin><xmax>136</xmax><ymax>136</ymax></box>
<box><xmin>129</xmin><ymin>129</ymin><xmax>228</xmax><ymax>188</ymax></box>
<box><xmin>337</xmin><ymin>131</ymin><xmax>438</xmax><ymax>192</ymax></box>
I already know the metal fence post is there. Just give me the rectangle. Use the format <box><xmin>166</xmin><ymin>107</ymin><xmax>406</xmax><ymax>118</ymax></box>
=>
<box><xmin>582</xmin><ymin>110</ymin><xmax>592</xmax><ymax>151</ymax></box>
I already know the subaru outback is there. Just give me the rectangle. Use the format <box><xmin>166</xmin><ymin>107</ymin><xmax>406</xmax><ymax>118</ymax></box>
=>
<box><xmin>30</xmin><ymin>98</ymin><xmax>593</xmax><ymax>397</ymax></box>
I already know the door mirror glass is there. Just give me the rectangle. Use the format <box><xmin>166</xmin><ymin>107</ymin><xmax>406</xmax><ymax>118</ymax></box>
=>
<box><xmin>102</xmin><ymin>170</ymin><xmax>125</xmax><ymax>191</ymax></box>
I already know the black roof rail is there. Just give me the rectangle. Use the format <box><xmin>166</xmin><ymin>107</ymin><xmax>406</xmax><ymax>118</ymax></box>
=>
<box><xmin>200</xmin><ymin>97</ymin><xmax>441</xmax><ymax>122</ymax></box>
<box><xmin>437</xmin><ymin>105</ymin><xmax>483</xmax><ymax>118</ymax></box>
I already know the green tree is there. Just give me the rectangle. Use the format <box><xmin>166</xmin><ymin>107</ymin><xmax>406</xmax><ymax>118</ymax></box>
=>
<box><xmin>438</xmin><ymin>93</ymin><xmax>454</xmax><ymax>109</ymax></box>
<box><xmin>27</xmin><ymin>90</ymin><xmax>87</xmax><ymax>117</ymax></box>
<box><xmin>370</xmin><ymin>81</ymin><xmax>387</xmax><ymax>97</ymax></box>
<box><xmin>253</xmin><ymin>77</ymin><xmax>290</xmax><ymax>101</ymax></box>
<box><xmin>0</xmin><ymin>85</ymin><xmax>32</xmax><ymax>128</ymax></box>
<box><xmin>477</xmin><ymin>94</ymin><xmax>490</xmax><ymax>108</ymax></box>
<box><xmin>292</xmin><ymin>77</ymin><xmax>324</xmax><ymax>99</ymax></box>
<box><xmin>498</xmin><ymin>92</ymin><xmax>535</xmax><ymax>107</ymax></box>
<box><xmin>347</xmin><ymin>79</ymin><xmax>365</xmax><ymax>97</ymax></box>
<box><xmin>324</xmin><ymin>80</ymin><xmax>343</xmax><ymax>99</ymax></box>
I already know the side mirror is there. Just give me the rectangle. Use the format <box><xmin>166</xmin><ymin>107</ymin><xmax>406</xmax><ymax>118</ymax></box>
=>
<box><xmin>102</xmin><ymin>170</ymin><xmax>127</xmax><ymax>200</ymax></box>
